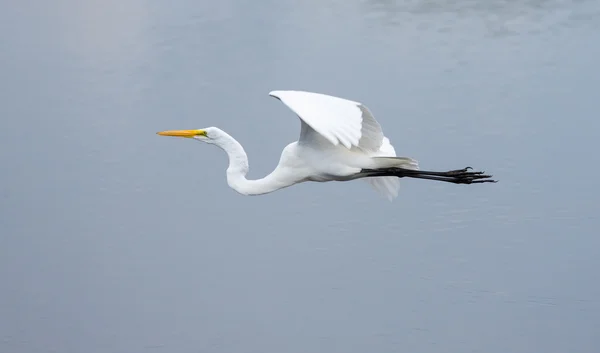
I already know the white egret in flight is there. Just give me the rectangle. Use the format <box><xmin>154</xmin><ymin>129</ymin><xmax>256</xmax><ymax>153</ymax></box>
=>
<box><xmin>157</xmin><ymin>90</ymin><xmax>496</xmax><ymax>200</ymax></box>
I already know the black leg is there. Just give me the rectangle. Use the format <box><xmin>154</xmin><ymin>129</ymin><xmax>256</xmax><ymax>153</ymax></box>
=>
<box><xmin>360</xmin><ymin>166</ymin><xmax>497</xmax><ymax>184</ymax></box>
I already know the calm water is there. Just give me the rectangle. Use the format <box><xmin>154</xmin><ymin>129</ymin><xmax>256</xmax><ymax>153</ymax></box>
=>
<box><xmin>1</xmin><ymin>0</ymin><xmax>599</xmax><ymax>352</ymax></box>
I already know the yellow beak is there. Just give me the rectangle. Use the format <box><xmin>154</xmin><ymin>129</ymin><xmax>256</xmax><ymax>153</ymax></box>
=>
<box><xmin>156</xmin><ymin>129</ymin><xmax>207</xmax><ymax>138</ymax></box>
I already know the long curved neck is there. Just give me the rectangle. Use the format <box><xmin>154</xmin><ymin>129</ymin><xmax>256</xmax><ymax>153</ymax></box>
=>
<box><xmin>213</xmin><ymin>131</ymin><xmax>291</xmax><ymax>195</ymax></box>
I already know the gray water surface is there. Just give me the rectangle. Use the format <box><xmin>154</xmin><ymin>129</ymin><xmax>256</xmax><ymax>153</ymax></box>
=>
<box><xmin>1</xmin><ymin>0</ymin><xmax>599</xmax><ymax>352</ymax></box>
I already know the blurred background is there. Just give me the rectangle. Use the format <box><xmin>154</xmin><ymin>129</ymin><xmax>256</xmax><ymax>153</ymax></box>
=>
<box><xmin>1</xmin><ymin>0</ymin><xmax>599</xmax><ymax>352</ymax></box>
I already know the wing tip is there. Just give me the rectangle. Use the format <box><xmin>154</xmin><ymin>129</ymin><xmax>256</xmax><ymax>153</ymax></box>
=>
<box><xmin>269</xmin><ymin>90</ymin><xmax>298</xmax><ymax>99</ymax></box>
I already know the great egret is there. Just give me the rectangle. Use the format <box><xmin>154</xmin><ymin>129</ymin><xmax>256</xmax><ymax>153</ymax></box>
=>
<box><xmin>157</xmin><ymin>90</ymin><xmax>496</xmax><ymax>200</ymax></box>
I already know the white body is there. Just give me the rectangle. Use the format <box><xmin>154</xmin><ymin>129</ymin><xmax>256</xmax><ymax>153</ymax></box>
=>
<box><xmin>158</xmin><ymin>90</ymin><xmax>419</xmax><ymax>200</ymax></box>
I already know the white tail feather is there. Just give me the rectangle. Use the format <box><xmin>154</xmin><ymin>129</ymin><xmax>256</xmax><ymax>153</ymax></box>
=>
<box><xmin>362</xmin><ymin>137</ymin><xmax>419</xmax><ymax>201</ymax></box>
<box><xmin>370</xmin><ymin>156</ymin><xmax>420</xmax><ymax>170</ymax></box>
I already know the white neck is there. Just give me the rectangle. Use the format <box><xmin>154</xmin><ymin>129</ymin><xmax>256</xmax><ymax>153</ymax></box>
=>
<box><xmin>210</xmin><ymin>130</ymin><xmax>292</xmax><ymax>196</ymax></box>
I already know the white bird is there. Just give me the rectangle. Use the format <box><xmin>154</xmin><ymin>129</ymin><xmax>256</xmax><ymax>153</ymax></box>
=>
<box><xmin>157</xmin><ymin>90</ymin><xmax>495</xmax><ymax>200</ymax></box>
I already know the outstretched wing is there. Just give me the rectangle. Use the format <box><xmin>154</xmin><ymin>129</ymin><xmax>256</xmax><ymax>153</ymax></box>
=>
<box><xmin>269</xmin><ymin>90</ymin><xmax>384</xmax><ymax>152</ymax></box>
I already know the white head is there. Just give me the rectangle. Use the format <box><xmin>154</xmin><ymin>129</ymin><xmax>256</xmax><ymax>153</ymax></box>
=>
<box><xmin>157</xmin><ymin>126</ymin><xmax>249</xmax><ymax>174</ymax></box>
<box><xmin>156</xmin><ymin>126</ymin><xmax>226</xmax><ymax>144</ymax></box>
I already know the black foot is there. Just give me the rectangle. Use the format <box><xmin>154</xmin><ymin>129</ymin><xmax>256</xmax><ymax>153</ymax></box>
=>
<box><xmin>444</xmin><ymin>167</ymin><xmax>496</xmax><ymax>184</ymax></box>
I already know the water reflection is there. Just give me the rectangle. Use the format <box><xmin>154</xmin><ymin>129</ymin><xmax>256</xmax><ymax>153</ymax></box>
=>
<box><xmin>361</xmin><ymin>0</ymin><xmax>599</xmax><ymax>35</ymax></box>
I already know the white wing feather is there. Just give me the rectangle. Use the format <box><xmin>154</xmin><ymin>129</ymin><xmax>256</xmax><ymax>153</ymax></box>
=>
<box><xmin>269</xmin><ymin>90</ymin><xmax>384</xmax><ymax>152</ymax></box>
